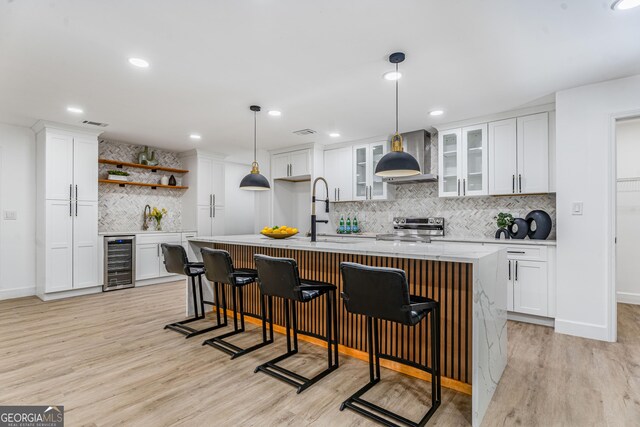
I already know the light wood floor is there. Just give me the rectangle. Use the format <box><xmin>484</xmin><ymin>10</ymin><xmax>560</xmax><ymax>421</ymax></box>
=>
<box><xmin>0</xmin><ymin>282</ymin><xmax>638</xmax><ymax>426</ymax></box>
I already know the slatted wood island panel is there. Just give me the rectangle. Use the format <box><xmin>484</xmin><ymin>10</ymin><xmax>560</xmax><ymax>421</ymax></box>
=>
<box><xmin>213</xmin><ymin>243</ymin><xmax>473</xmax><ymax>390</ymax></box>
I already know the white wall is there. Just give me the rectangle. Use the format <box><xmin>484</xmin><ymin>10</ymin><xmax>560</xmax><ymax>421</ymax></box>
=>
<box><xmin>615</xmin><ymin>118</ymin><xmax>640</xmax><ymax>304</ymax></box>
<box><xmin>0</xmin><ymin>123</ymin><xmax>36</xmax><ymax>299</ymax></box>
<box><xmin>556</xmin><ymin>73</ymin><xmax>640</xmax><ymax>341</ymax></box>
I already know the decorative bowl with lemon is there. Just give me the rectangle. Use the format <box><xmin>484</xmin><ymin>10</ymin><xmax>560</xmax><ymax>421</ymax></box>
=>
<box><xmin>261</xmin><ymin>225</ymin><xmax>299</xmax><ymax>239</ymax></box>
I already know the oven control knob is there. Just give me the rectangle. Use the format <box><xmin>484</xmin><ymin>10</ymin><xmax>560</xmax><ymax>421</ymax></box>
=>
<box><xmin>400</xmin><ymin>218</ymin><xmax>406</xmax><ymax>224</ymax></box>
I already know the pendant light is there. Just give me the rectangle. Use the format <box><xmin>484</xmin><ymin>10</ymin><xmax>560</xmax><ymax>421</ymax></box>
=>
<box><xmin>374</xmin><ymin>52</ymin><xmax>421</xmax><ymax>177</ymax></box>
<box><xmin>240</xmin><ymin>105</ymin><xmax>271</xmax><ymax>191</ymax></box>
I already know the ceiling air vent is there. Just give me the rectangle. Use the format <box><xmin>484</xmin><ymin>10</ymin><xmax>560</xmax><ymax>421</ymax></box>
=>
<box><xmin>81</xmin><ymin>120</ymin><xmax>109</xmax><ymax>127</ymax></box>
<box><xmin>292</xmin><ymin>128</ymin><xmax>316</xmax><ymax>136</ymax></box>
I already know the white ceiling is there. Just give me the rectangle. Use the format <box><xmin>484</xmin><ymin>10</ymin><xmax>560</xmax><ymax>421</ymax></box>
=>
<box><xmin>1</xmin><ymin>0</ymin><xmax>639</xmax><ymax>157</ymax></box>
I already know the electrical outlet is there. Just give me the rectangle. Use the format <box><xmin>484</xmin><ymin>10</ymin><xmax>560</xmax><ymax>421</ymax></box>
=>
<box><xmin>571</xmin><ymin>202</ymin><xmax>583</xmax><ymax>216</ymax></box>
<box><xmin>3</xmin><ymin>210</ymin><xmax>17</xmax><ymax>220</ymax></box>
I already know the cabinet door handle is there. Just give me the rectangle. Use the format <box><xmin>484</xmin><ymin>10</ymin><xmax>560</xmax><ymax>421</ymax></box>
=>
<box><xmin>457</xmin><ymin>179</ymin><xmax>460</xmax><ymax>196</ymax></box>
<box><xmin>69</xmin><ymin>184</ymin><xmax>73</xmax><ymax>216</ymax></box>
<box><xmin>338</xmin><ymin>188</ymin><xmax>340</xmax><ymax>201</ymax></box>
<box><xmin>507</xmin><ymin>250</ymin><xmax>525</xmax><ymax>254</ymax></box>
<box><xmin>212</xmin><ymin>194</ymin><xmax>215</xmax><ymax>207</ymax></box>
<box><xmin>463</xmin><ymin>178</ymin><xmax>466</xmax><ymax>196</ymax></box>
<box><xmin>515</xmin><ymin>260</ymin><xmax>519</xmax><ymax>281</ymax></box>
<box><xmin>75</xmin><ymin>185</ymin><xmax>78</xmax><ymax>216</ymax></box>
<box><xmin>157</xmin><ymin>244</ymin><xmax>160</xmax><ymax>257</ymax></box>
<box><xmin>518</xmin><ymin>174</ymin><xmax>522</xmax><ymax>193</ymax></box>
<box><xmin>512</xmin><ymin>175</ymin><xmax>515</xmax><ymax>193</ymax></box>
<box><xmin>508</xmin><ymin>260</ymin><xmax>511</xmax><ymax>281</ymax></box>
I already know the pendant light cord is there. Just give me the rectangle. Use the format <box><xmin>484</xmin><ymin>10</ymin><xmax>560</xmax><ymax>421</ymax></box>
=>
<box><xmin>253</xmin><ymin>110</ymin><xmax>257</xmax><ymax>162</ymax></box>
<box><xmin>395</xmin><ymin>62</ymin><xmax>399</xmax><ymax>134</ymax></box>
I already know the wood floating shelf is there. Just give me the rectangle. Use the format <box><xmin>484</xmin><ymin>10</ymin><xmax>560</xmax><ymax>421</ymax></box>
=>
<box><xmin>99</xmin><ymin>158</ymin><xmax>189</xmax><ymax>174</ymax></box>
<box><xmin>98</xmin><ymin>179</ymin><xmax>188</xmax><ymax>190</ymax></box>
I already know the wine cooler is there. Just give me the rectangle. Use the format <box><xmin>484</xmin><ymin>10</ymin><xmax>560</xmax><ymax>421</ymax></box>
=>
<box><xmin>103</xmin><ymin>235</ymin><xmax>136</xmax><ymax>291</ymax></box>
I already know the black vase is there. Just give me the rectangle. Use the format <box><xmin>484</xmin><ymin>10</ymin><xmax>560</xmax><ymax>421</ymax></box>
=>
<box><xmin>526</xmin><ymin>210</ymin><xmax>552</xmax><ymax>240</ymax></box>
<box><xmin>495</xmin><ymin>228</ymin><xmax>510</xmax><ymax>240</ymax></box>
<box><xmin>508</xmin><ymin>218</ymin><xmax>529</xmax><ymax>239</ymax></box>
<box><xmin>168</xmin><ymin>175</ymin><xmax>177</xmax><ymax>186</ymax></box>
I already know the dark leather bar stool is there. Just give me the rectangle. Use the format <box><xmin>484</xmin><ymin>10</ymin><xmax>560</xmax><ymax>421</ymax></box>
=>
<box><xmin>161</xmin><ymin>243</ymin><xmax>227</xmax><ymax>338</ymax></box>
<box><xmin>339</xmin><ymin>262</ymin><xmax>441</xmax><ymax>427</ymax></box>
<box><xmin>253</xmin><ymin>254</ymin><xmax>339</xmax><ymax>393</ymax></box>
<box><xmin>200</xmin><ymin>248</ymin><xmax>273</xmax><ymax>358</ymax></box>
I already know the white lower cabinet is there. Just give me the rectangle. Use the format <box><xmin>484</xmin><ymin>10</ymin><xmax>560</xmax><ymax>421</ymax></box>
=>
<box><xmin>73</xmin><ymin>201</ymin><xmax>99</xmax><ymax>289</ymax></box>
<box><xmin>135</xmin><ymin>233</ymin><xmax>181</xmax><ymax>281</ymax></box>
<box><xmin>505</xmin><ymin>245</ymin><xmax>554</xmax><ymax>319</ymax></box>
<box><xmin>512</xmin><ymin>260</ymin><xmax>548</xmax><ymax>316</ymax></box>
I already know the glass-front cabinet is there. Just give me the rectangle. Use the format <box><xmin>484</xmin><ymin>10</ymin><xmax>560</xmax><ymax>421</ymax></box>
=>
<box><xmin>438</xmin><ymin>125</ymin><xmax>488</xmax><ymax>197</ymax></box>
<box><xmin>353</xmin><ymin>141</ymin><xmax>389</xmax><ymax>201</ymax></box>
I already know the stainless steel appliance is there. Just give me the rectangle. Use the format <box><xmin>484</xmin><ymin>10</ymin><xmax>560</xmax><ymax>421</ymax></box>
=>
<box><xmin>103</xmin><ymin>235</ymin><xmax>136</xmax><ymax>291</ymax></box>
<box><xmin>376</xmin><ymin>217</ymin><xmax>444</xmax><ymax>243</ymax></box>
<box><xmin>382</xmin><ymin>129</ymin><xmax>438</xmax><ymax>185</ymax></box>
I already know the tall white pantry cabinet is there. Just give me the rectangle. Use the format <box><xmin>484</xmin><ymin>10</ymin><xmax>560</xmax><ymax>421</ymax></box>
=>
<box><xmin>35</xmin><ymin>122</ymin><xmax>102</xmax><ymax>300</ymax></box>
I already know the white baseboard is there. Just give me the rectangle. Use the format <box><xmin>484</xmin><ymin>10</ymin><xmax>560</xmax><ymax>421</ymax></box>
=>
<box><xmin>507</xmin><ymin>311</ymin><xmax>555</xmax><ymax>327</ymax></box>
<box><xmin>37</xmin><ymin>286</ymin><xmax>102</xmax><ymax>301</ymax></box>
<box><xmin>0</xmin><ymin>286</ymin><xmax>36</xmax><ymax>301</ymax></box>
<box><xmin>616</xmin><ymin>291</ymin><xmax>640</xmax><ymax>305</ymax></box>
<box><xmin>554</xmin><ymin>318</ymin><xmax>611</xmax><ymax>342</ymax></box>
<box><xmin>135</xmin><ymin>276</ymin><xmax>184</xmax><ymax>287</ymax></box>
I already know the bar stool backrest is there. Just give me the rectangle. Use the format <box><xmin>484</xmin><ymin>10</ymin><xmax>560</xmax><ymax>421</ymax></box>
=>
<box><xmin>201</xmin><ymin>248</ymin><xmax>234</xmax><ymax>284</ymax></box>
<box><xmin>340</xmin><ymin>262</ymin><xmax>412</xmax><ymax>324</ymax></box>
<box><xmin>161</xmin><ymin>243</ymin><xmax>188</xmax><ymax>276</ymax></box>
<box><xmin>254</xmin><ymin>254</ymin><xmax>302</xmax><ymax>301</ymax></box>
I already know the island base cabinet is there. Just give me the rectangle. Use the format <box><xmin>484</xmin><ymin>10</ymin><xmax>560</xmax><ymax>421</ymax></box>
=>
<box><xmin>513</xmin><ymin>260</ymin><xmax>548</xmax><ymax>317</ymax></box>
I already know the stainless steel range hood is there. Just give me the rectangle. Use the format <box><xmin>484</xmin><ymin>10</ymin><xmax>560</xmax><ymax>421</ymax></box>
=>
<box><xmin>383</xmin><ymin>129</ymin><xmax>437</xmax><ymax>184</ymax></box>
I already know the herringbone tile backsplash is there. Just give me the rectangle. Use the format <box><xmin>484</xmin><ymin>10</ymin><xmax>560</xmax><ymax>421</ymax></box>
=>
<box><xmin>98</xmin><ymin>139</ymin><xmax>185</xmax><ymax>232</ymax></box>
<box><xmin>331</xmin><ymin>182</ymin><xmax>556</xmax><ymax>239</ymax></box>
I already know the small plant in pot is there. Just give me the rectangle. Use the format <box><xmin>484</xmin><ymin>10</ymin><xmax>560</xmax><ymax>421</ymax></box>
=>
<box><xmin>107</xmin><ymin>170</ymin><xmax>130</xmax><ymax>182</ymax></box>
<box><xmin>494</xmin><ymin>212</ymin><xmax>514</xmax><ymax>239</ymax></box>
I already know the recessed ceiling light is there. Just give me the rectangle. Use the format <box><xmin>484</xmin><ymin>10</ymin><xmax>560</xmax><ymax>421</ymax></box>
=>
<box><xmin>189</xmin><ymin>134</ymin><xmax>201</xmax><ymax>140</ymax></box>
<box><xmin>429</xmin><ymin>110</ymin><xmax>444</xmax><ymax>116</ymax></box>
<box><xmin>329</xmin><ymin>132</ymin><xmax>340</xmax><ymax>138</ymax></box>
<box><xmin>383</xmin><ymin>71</ymin><xmax>402</xmax><ymax>81</ymax></box>
<box><xmin>128</xmin><ymin>57</ymin><xmax>150</xmax><ymax>68</ymax></box>
<box><xmin>67</xmin><ymin>106</ymin><xmax>84</xmax><ymax>114</ymax></box>
<box><xmin>268</xmin><ymin>110</ymin><xmax>281</xmax><ymax>117</ymax></box>
<box><xmin>611</xmin><ymin>0</ymin><xmax>640</xmax><ymax>9</ymax></box>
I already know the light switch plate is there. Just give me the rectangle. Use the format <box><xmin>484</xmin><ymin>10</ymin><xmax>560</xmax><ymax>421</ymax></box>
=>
<box><xmin>3</xmin><ymin>210</ymin><xmax>17</xmax><ymax>220</ymax></box>
<box><xmin>571</xmin><ymin>202</ymin><xmax>583</xmax><ymax>215</ymax></box>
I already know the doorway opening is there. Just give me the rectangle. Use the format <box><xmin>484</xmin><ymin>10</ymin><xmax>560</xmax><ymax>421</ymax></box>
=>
<box><xmin>615</xmin><ymin>116</ymin><xmax>640</xmax><ymax>338</ymax></box>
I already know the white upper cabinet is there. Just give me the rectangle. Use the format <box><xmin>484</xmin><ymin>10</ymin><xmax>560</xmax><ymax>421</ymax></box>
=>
<box><xmin>438</xmin><ymin>129</ymin><xmax>462</xmax><ymax>197</ymax></box>
<box><xmin>352</xmin><ymin>141</ymin><xmax>390</xmax><ymax>201</ymax></box>
<box><xmin>272</xmin><ymin>149</ymin><xmax>311</xmax><ymax>180</ymax></box>
<box><xmin>461</xmin><ymin>124</ymin><xmax>488</xmax><ymax>196</ymax></box>
<box><xmin>489</xmin><ymin>112</ymin><xmax>549</xmax><ymax>195</ymax></box>
<box><xmin>45</xmin><ymin>133</ymin><xmax>74</xmax><ymax>200</ymax></box>
<box><xmin>197</xmin><ymin>156</ymin><xmax>225</xmax><ymax>207</ymax></box>
<box><xmin>517</xmin><ymin>113</ymin><xmax>549</xmax><ymax>194</ymax></box>
<box><xmin>73</xmin><ymin>136</ymin><xmax>99</xmax><ymax>202</ymax></box>
<box><xmin>488</xmin><ymin>118</ymin><xmax>518</xmax><ymax>195</ymax></box>
<box><xmin>439</xmin><ymin>126</ymin><xmax>487</xmax><ymax>197</ymax></box>
<box><xmin>324</xmin><ymin>147</ymin><xmax>353</xmax><ymax>202</ymax></box>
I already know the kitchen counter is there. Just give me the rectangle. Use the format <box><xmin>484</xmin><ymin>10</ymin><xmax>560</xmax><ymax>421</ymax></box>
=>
<box><xmin>315</xmin><ymin>232</ymin><xmax>556</xmax><ymax>246</ymax></box>
<box><xmin>189</xmin><ymin>234</ymin><xmax>503</xmax><ymax>263</ymax></box>
<box><xmin>99</xmin><ymin>230</ymin><xmax>196</xmax><ymax>236</ymax></box>
<box><xmin>188</xmin><ymin>234</ymin><xmax>507</xmax><ymax>427</ymax></box>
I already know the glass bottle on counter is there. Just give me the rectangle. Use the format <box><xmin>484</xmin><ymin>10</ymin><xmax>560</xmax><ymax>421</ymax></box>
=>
<box><xmin>352</xmin><ymin>216</ymin><xmax>359</xmax><ymax>234</ymax></box>
<box><xmin>346</xmin><ymin>216</ymin><xmax>352</xmax><ymax>234</ymax></box>
<box><xmin>338</xmin><ymin>216</ymin><xmax>345</xmax><ymax>234</ymax></box>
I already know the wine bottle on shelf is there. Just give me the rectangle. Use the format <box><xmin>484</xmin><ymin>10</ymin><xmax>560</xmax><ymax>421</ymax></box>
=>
<box><xmin>346</xmin><ymin>216</ymin><xmax>352</xmax><ymax>234</ymax></box>
<box><xmin>353</xmin><ymin>216</ymin><xmax>359</xmax><ymax>234</ymax></box>
<box><xmin>338</xmin><ymin>216</ymin><xmax>345</xmax><ymax>234</ymax></box>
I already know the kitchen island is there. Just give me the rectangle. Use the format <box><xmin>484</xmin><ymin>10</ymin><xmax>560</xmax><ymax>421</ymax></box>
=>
<box><xmin>188</xmin><ymin>235</ymin><xmax>507</xmax><ymax>427</ymax></box>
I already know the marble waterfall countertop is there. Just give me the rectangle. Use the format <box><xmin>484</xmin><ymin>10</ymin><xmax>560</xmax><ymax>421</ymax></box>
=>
<box><xmin>188</xmin><ymin>234</ymin><xmax>504</xmax><ymax>263</ymax></box>
<box><xmin>318</xmin><ymin>232</ymin><xmax>557</xmax><ymax>246</ymax></box>
<box><xmin>188</xmin><ymin>233</ymin><xmax>508</xmax><ymax>426</ymax></box>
